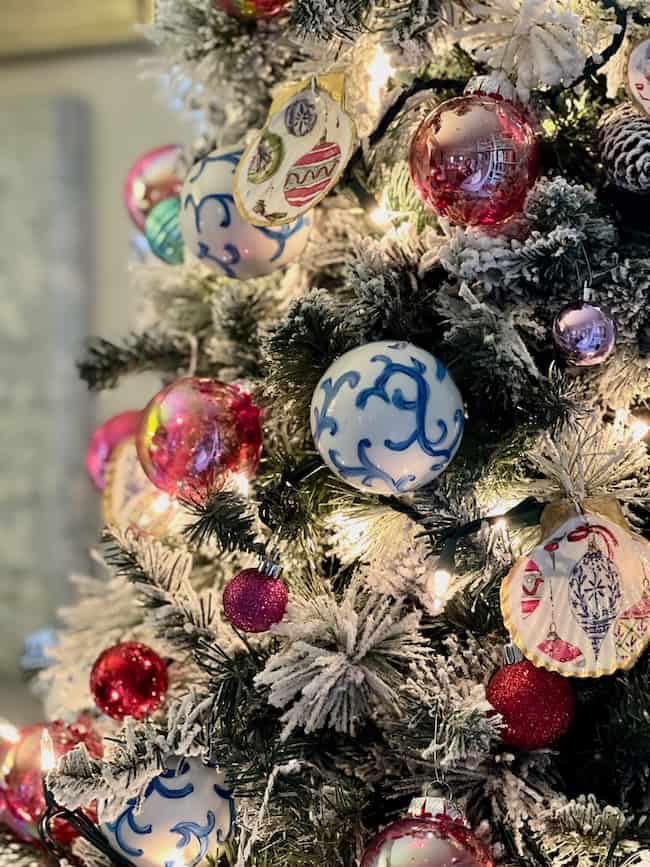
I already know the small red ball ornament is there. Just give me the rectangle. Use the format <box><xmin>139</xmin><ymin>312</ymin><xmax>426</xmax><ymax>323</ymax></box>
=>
<box><xmin>486</xmin><ymin>659</ymin><xmax>575</xmax><ymax>750</ymax></box>
<box><xmin>213</xmin><ymin>0</ymin><xmax>289</xmax><ymax>19</ymax></box>
<box><xmin>361</xmin><ymin>808</ymin><xmax>493</xmax><ymax>867</ymax></box>
<box><xmin>0</xmin><ymin>717</ymin><xmax>102</xmax><ymax>844</ymax></box>
<box><xmin>223</xmin><ymin>568</ymin><xmax>288</xmax><ymax>633</ymax></box>
<box><xmin>136</xmin><ymin>377</ymin><xmax>263</xmax><ymax>502</ymax></box>
<box><xmin>85</xmin><ymin>410</ymin><xmax>141</xmax><ymax>490</ymax></box>
<box><xmin>409</xmin><ymin>93</ymin><xmax>539</xmax><ymax>227</ymax></box>
<box><xmin>90</xmin><ymin>641</ymin><xmax>168</xmax><ymax>721</ymax></box>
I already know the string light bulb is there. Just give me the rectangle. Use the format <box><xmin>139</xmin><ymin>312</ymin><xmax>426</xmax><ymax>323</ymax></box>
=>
<box><xmin>367</xmin><ymin>43</ymin><xmax>395</xmax><ymax>110</ymax></box>
<box><xmin>0</xmin><ymin>720</ymin><xmax>19</xmax><ymax>745</ymax></box>
<box><xmin>40</xmin><ymin>729</ymin><xmax>56</xmax><ymax>773</ymax></box>
<box><xmin>630</xmin><ymin>411</ymin><xmax>650</xmax><ymax>443</ymax></box>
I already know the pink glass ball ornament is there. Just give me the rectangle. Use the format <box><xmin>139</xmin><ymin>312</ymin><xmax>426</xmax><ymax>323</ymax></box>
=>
<box><xmin>409</xmin><ymin>94</ymin><xmax>539</xmax><ymax>227</ymax></box>
<box><xmin>85</xmin><ymin>410</ymin><xmax>141</xmax><ymax>490</ymax></box>
<box><xmin>223</xmin><ymin>568</ymin><xmax>289</xmax><ymax>633</ymax></box>
<box><xmin>124</xmin><ymin>144</ymin><xmax>184</xmax><ymax>231</ymax></box>
<box><xmin>213</xmin><ymin>0</ymin><xmax>290</xmax><ymax>18</ymax></box>
<box><xmin>361</xmin><ymin>812</ymin><xmax>493</xmax><ymax>867</ymax></box>
<box><xmin>552</xmin><ymin>301</ymin><xmax>616</xmax><ymax>366</ymax></box>
<box><xmin>90</xmin><ymin>641</ymin><xmax>168</xmax><ymax>721</ymax></box>
<box><xmin>136</xmin><ymin>377</ymin><xmax>263</xmax><ymax>502</ymax></box>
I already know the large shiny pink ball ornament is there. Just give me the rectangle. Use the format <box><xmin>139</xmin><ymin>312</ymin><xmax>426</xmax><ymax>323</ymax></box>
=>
<box><xmin>361</xmin><ymin>814</ymin><xmax>493</xmax><ymax>867</ymax></box>
<box><xmin>137</xmin><ymin>377</ymin><xmax>263</xmax><ymax>501</ymax></box>
<box><xmin>409</xmin><ymin>94</ymin><xmax>539</xmax><ymax>227</ymax></box>
<box><xmin>124</xmin><ymin>144</ymin><xmax>184</xmax><ymax>231</ymax></box>
<box><xmin>213</xmin><ymin>0</ymin><xmax>289</xmax><ymax>18</ymax></box>
<box><xmin>85</xmin><ymin>410</ymin><xmax>141</xmax><ymax>490</ymax></box>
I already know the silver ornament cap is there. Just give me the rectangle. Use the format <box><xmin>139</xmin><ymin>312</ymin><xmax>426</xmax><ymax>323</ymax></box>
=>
<box><xmin>464</xmin><ymin>74</ymin><xmax>517</xmax><ymax>104</ymax></box>
<box><xmin>408</xmin><ymin>797</ymin><xmax>463</xmax><ymax>822</ymax></box>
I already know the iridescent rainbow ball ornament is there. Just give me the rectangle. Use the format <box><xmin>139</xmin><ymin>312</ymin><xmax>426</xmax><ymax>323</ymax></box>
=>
<box><xmin>552</xmin><ymin>301</ymin><xmax>616</xmax><ymax>366</ymax></box>
<box><xmin>486</xmin><ymin>659</ymin><xmax>575</xmax><ymax>751</ymax></box>
<box><xmin>144</xmin><ymin>196</ymin><xmax>184</xmax><ymax>265</ymax></box>
<box><xmin>85</xmin><ymin>410</ymin><xmax>141</xmax><ymax>490</ymax></box>
<box><xmin>213</xmin><ymin>0</ymin><xmax>289</xmax><ymax>18</ymax></box>
<box><xmin>223</xmin><ymin>568</ymin><xmax>288</xmax><ymax>633</ymax></box>
<box><xmin>409</xmin><ymin>89</ymin><xmax>539</xmax><ymax>227</ymax></box>
<box><xmin>90</xmin><ymin>641</ymin><xmax>168</xmax><ymax>721</ymax></box>
<box><xmin>124</xmin><ymin>144</ymin><xmax>184</xmax><ymax>231</ymax></box>
<box><xmin>137</xmin><ymin>377</ymin><xmax>263</xmax><ymax>502</ymax></box>
<box><xmin>361</xmin><ymin>801</ymin><xmax>493</xmax><ymax>867</ymax></box>
<box><xmin>0</xmin><ymin>717</ymin><xmax>102</xmax><ymax>844</ymax></box>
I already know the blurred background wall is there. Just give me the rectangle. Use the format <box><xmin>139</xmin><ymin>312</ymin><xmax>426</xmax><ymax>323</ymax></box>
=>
<box><xmin>0</xmin><ymin>39</ymin><xmax>186</xmax><ymax>721</ymax></box>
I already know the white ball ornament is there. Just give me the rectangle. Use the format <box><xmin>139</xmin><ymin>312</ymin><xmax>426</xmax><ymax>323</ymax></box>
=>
<box><xmin>311</xmin><ymin>340</ymin><xmax>465</xmax><ymax>495</ymax></box>
<box><xmin>179</xmin><ymin>147</ymin><xmax>311</xmax><ymax>280</ymax></box>
<box><xmin>100</xmin><ymin>757</ymin><xmax>235</xmax><ymax>867</ymax></box>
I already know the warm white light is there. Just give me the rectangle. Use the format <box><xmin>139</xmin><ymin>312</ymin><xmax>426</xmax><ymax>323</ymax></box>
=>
<box><xmin>493</xmin><ymin>517</ymin><xmax>508</xmax><ymax>531</ymax></box>
<box><xmin>0</xmin><ymin>720</ymin><xmax>19</xmax><ymax>745</ymax></box>
<box><xmin>151</xmin><ymin>493</ymin><xmax>172</xmax><ymax>515</ymax></box>
<box><xmin>163</xmin><ymin>852</ymin><xmax>186</xmax><ymax>867</ymax></box>
<box><xmin>367</xmin><ymin>44</ymin><xmax>395</xmax><ymax>108</ymax></box>
<box><xmin>231</xmin><ymin>472</ymin><xmax>250</xmax><ymax>498</ymax></box>
<box><xmin>40</xmin><ymin>729</ymin><xmax>56</xmax><ymax>773</ymax></box>
<box><xmin>433</xmin><ymin>568</ymin><xmax>451</xmax><ymax>598</ymax></box>
<box><xmin>368</xmin><ymin>204</ymin><xmax>396</xmax><ymax>230</ymax></box>
<box><xmin>630</xmin><ymin>418</ymin><xmax>650</xmax><ymax>443</ymax></box>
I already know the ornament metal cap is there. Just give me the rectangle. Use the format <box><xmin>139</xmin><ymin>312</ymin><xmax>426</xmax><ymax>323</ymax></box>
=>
<box><xmin>408</xmin><ymin>796</ymin><xmax>463</xmax><ymax>822</ymax></box>
<box><xmin>464</xmin><ymin>74</ymin><xmax>517</xmax><ymax>103</ymax></box>
<box><xmin>503</xmin><ymin>643</ymin><xmax>524</xmax><ymax>665</ymax></box>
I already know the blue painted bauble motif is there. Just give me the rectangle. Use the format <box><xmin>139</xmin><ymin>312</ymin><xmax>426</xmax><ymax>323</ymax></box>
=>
<box><xmin>144</xmin><ymin>197</ymin><xmax>184</xmax><ymax>265</ymax></box>
<box><xmin>99</xmin><ymin>757</ymin><xmax>235</xmax><ymax>867</ymax></box>
<box><xmin>311</xmin><ymin>341</ymin><xmax>465</xmax><ymax>495</ymax></box>
<box><xmin>179</xmin><ymin>148</ymin><xmax>311</xmax><ymax>280</ymax></box>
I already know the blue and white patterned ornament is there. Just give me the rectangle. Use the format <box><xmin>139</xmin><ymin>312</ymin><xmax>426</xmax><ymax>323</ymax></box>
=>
<box><xmin>99</xmin><ymin>757</ymin><xmax>235</xmax><ymax>867</ymax></box>
<box><xmin>179</xmin><ymin>147</ymin><xmax>311</xmax><ymax>280</ymax></box>
<box><xmin>311</xmin><ymin>340</ymin><xmax>465</xmax><ymax>495</ymax></box>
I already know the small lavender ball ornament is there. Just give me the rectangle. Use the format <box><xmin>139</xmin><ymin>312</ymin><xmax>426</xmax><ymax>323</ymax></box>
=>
<box><xmin>552</xmin><ymin>302</ymin><xmax>616</xmax><ymax>366</ymax></box>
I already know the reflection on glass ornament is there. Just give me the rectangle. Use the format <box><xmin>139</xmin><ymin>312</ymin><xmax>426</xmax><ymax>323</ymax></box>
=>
<box><xmin>0</xmin><ymin>717</ymin><xmax>102</xmax><ymax>844</ymax></box>
<box><xmin>179</xmin><ymin>148</ymin><xmax>310</xmax><ymax>279</ymax></box>
<box><xmin>124</xmin><ymin>145</ymin><xmax>184</xmax><ymax>230</ymax></box>
<box><xmin>311</xmin><ymin>340</ymin><xmax>464</xmax><ymax>495</ymax></box>
<box><xmin>85</xmin><ymin>410</ymin><xmax>141</xmax><ymax>490</ymax></box>
<box><xmin>100</xmin><ymin>757</ymin><xmax>235</xmax><ymax>867</ymax></box>
<box><xmin>137</xmin><ymin>377</ymin><xmax>263</xmax><ymax>502</ymax></box>
<box><xmin>409</xmin><ymin>93</ymin><xmax>539</xmax><ymax>227</ymax></box>
<box><xmin>144</xmin><ymin>197</ymin><xmax>184</xmax><ymax>265</ymax></box>
<box><xmin>223</xmin><ymin>568</ymin><xmax>288</xmax><ymax>633</ymax></box>
<box><xmin>213</xmin><ymin>0</ymin><xmax>289</xmax><ymax>18</ymax></box>
<box><xmin>552</xmin><ymin>302</ymin><xmax>616</xmax><ymax>366</ymax></box>
<box><xmin>90</xmin><ymin>641</ymin><xmax>168</xmax><ymax>721</ymax></box>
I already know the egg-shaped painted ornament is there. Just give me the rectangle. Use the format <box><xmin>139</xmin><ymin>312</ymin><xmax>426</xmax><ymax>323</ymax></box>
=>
<box><xmin>409</xmin><ymin>87</ymin><xmax>539</xmax><ymax>227</ymax></box>
<box><xmin>85</xmin><ymin>410</ymin><xmax>141</xmax><ymax>490</ymax></box>
<box><xmin>234</xmin><ymin>74</ymin><xmax>356</xmax><ymax>226</ymax></box>
<box><xmin>311</xmin><ymin>340</ymin><xmax>464</xmax><ymax>495</ymax></box>
<box><xmin>144</xmin><ymin>197</ymin><xmax>184</xmax><ymax>265</ymax></box>
<box><xmin>180</xmin><ymin>147</ymin><xmax>310</xmax><ymax>279</ymax></box>
<box><xmin>100</xmin><ymin>757</ymin><xmax>235</xmax><ymax>867</ymax></box>
<box><xmin>124</xmin><ymin>144</ymin><xmax>184</xmax><ymax>230</ymax></box>
<box><xmin>213</xmin><ymin>0</ymin><xmax>290</xmax><ymax>18</ymax></box>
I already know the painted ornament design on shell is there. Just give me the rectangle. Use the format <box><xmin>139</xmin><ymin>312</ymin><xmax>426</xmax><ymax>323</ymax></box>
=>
<box><xmin>284</xmin><ymin>140</ymin><xmax>343</xmax><ymax>208</ymax></box>
<box><xmin>501</xmin><ymin>509</ymin><xmax>650</xmax><ymax>677</ymax></box>
<box><xmin>247</xmin><ymin>133</ymin><xmax>284</xmax><ymax>184</ymax></box>
<box><xmin>284</xmin><ymin>94</ymin><xmax>318</xmax><ymax>137</ymax></box>
<box><xmin>627</xmin><ymin>37</ymin><xmax>650</xmax><ymax>116</ymax></box>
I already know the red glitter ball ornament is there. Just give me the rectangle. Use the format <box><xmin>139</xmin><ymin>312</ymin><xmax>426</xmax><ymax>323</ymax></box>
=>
<box><xmin>486</xmin><ymin>659</ymin><xmax>575</xmax><ymax>750</ymax></box>
<box><xmin>136</xmin><ymin>377</ymin><xmax>263</xmax><ymax>502</ymax></box>
<box><xmin>213</xmin><ymin>0</ymin><xmax>289</xmax><ymax>19</ymax></box>
<box><xmin>85</xmin><ymin>410</ymin><xmax>141</xmax><ymax>490</ymax></box>
<box><xmin>90</xmin><ymin>641</ymin><xmax>168</xmax><ymax>721</ymax></box>
<box><xmin>409</xmin><ymin>94</ymin><xmax>539</xmax><ymax>227</ymax></box>
<box><xmin>1</xmin><ymin>717</ymin><xmax>102</xmax><ymax>844</ymax></box>
<box><xmin>361</xmin><ymin>813</ymin><xmax>493</xmax><ymax>867</ymax></box>
<box><xmin>223</xmin><ymin>568</ymin><xmax>288</xmax><ymax>633</ymax></box>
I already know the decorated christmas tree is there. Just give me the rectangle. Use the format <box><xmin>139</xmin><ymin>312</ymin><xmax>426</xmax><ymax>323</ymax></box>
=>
<box><xmin>2</xmin><ymin>1</ymin><xmax>650</xmax><ymax>866</ymax></box>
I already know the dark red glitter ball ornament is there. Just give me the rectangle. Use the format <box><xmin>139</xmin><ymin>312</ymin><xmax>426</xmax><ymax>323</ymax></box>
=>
<box><xmin>486</xmin><ymin>659</ymin><xmax>575</xmax><ymax>750</ymax></box>
<box><xmin>90</xmin><ymin>641</ymin><xmax>168</xmax><ymax>721</ymax></box>
<box><xmin>223</xmin><ymin>568</ymin><xmax>288</xmax><ymax>633</ymax></box>
<box><xmin>1</xmin><ymin>716</ymin><xmax>102</xmax><ymax>844</ymax></box>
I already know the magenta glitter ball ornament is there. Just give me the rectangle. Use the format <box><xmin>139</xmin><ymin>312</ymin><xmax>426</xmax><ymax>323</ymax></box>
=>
<box><xmin>124</xmin><ymin>144</ymin><xmax>184</xmax><ymax>231</ymax></box>
<box><xmin>136</xmin><ymin>377</ymin><xmax>263</xmax><ymax>502</ymax></box>
<box><xmin>552</xmin><ymin>301</ymin><xmax>616</xmax><ymax>366</ymax></box>
<box><xmin>90</xmin><ymin>641</ymin><xmax>168</xmax><ymax>721</ymax></box>
<box><xmin>213</xmin><ymin>0</ymin><xmax>290</xmax><ymax>19</ymax></box>
<box><xmin>85</xmin><ymin>410</ymin><xmax>141</xmax><ymax>490</ymax></box>
<box><xmin>409</xmin><ymin>94</ymin><xmax>539</xmax><ymax>227</ymax></box>
<box><xmin>223</xmin><ymin>568</ymin><xmax>288</xmax><ymax>633</ymax></box>
<box><xmin>361</xmin><ymin>814</ymin><xmax>493</xmax><ymax>867</ymax></box>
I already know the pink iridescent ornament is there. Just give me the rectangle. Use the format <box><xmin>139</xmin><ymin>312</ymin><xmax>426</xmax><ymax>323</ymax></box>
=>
<box><xmin>85</xmin><ymin>410</ymin><xmax>141</xmax><ymax>490</ymax></box>
<box><xmin>124</xmin><ymin>144</ymin><xmax>184</xmax><ymax>231</ymax></box>
<box><xmin>223</xmin><ymin>568</ymin><xmax>288</xmax><ymax>633</ymax></box>
<box><xmin>213</xmin><ymin>0</ymin><xmax>289</xmax><ymax>18</ymax></box>
<box><xmin>552</xmin><ymin>302</ymin><xmax>616</xmax><ymax>366</ymax></box>
<box><xmin>136</xmin><ymin>377</ymin><xmax>263</xmax><ymax>502</ymax></box>
<box><xmin>409</xmin><ymin>94</ymin><xmax>539</xmax><ymax>227</ymax></box>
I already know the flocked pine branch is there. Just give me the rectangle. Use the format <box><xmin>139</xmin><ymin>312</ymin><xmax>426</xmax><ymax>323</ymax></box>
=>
<box><xmin>182</xmin><ymin>489</ymin><xmax>265</xmax><ymax>554</ymax></box>
<box><xmin>290</xmin><ymin>0</ymin><xmax>371</xmax><ymax>39</ymax></box>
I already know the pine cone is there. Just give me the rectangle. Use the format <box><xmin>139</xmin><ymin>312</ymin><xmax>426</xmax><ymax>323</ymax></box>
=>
<box><xmin>598</xmin><ymin>103</ymin><xmax>650</xmax><ymax>193</ymax></box>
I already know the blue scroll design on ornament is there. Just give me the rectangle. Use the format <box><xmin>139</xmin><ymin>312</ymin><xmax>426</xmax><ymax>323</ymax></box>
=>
<box><xmin>357</xmin><ymin>354</ymin><xmax>464</xmax><ymax>471</ymax></box>
<box><xmin>258</xmin><ymin>215</ymin><xmax>309</xmax><ymax>262</ymax></box>
<box><xmin>313</xmin><ymin>371</ymin><xmax>361</xmax><ymax>443</ymax></box>
<box><xmin>105</xmin><ymin>801</ymin><xmax>153</xmax><ymax>858</ymax></box>
<box><xmin>184</xmin><ymin>192</ymin><xmax>237</xmax><ymax>232</ymax></box>
<box><xmin>169</xmin><ymin>811</ymin><xmax>216</xmax><ymax>867</ymax></box>
<box><xmin>187</xmin><ymin>150</ymin><xmax>243</xmax><ymax>183</ymax></box>
<box><xmin>329</xmin><ymin>438</ymin><xmax>417</xmax><ymax>493</ymax></box>
<box><xmin>215</xmin><ymin>783</ymin><xmax>237</xmax><ymax>841</ymax></box>
<box><xmin>196</xmin><ymin>240</ymin><xmax>241</xmax><ymax>279</ymax></box>
<box><xmin>144</xmin><ymin>759</ymin><xmax>194</xmax><ymax>800</ymax></box>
